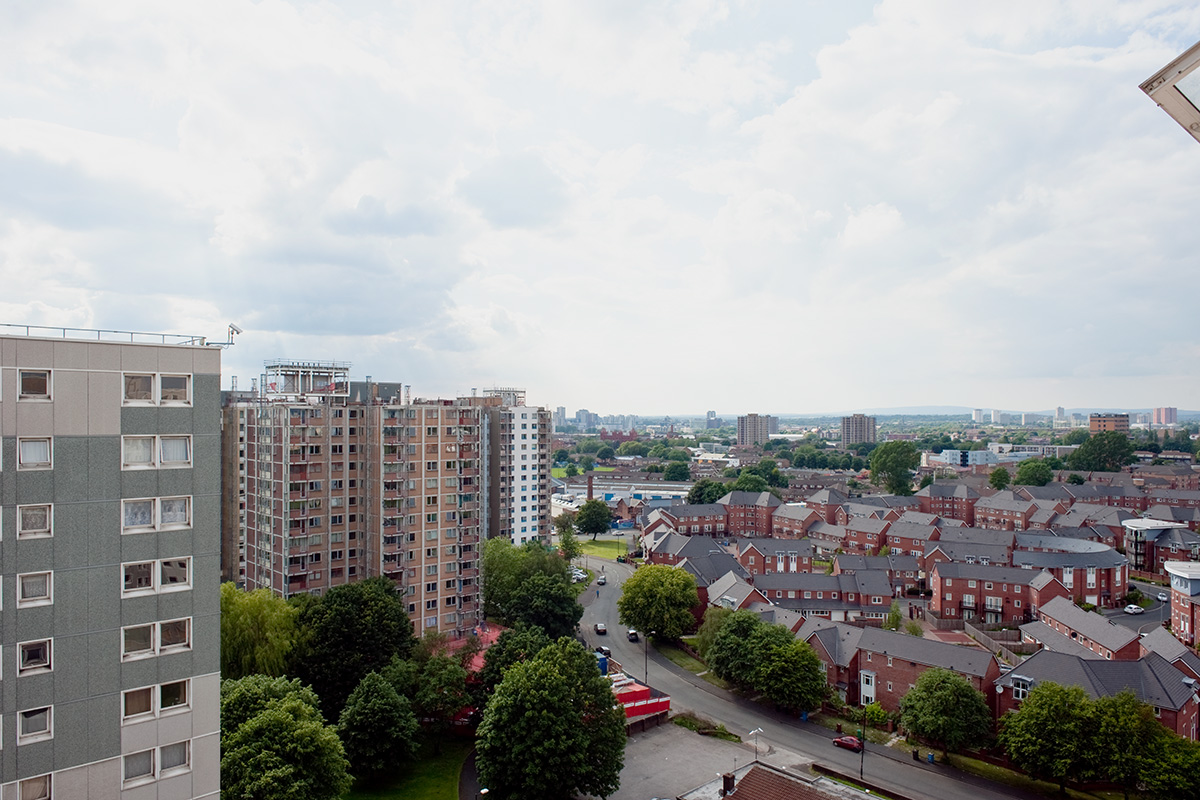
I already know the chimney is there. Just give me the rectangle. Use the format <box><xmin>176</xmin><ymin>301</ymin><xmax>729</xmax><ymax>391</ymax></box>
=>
<box><xmin>588</xmin><ymin>473</ymin><xmax>594</xmax><ymax>501</ymax></box>
<box><xmin>721</xmin><ymin>772</ymin><xmax>736</xmax><ymax>796</ymax></box>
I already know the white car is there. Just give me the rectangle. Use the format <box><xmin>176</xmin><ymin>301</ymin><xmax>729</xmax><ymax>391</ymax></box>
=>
<box><xmin>1157</xmin><ymin>592</ymin><xmax>1169</xmax><ymax>603</ymax></box>
<box><xmin>1124</xmin><ymin>604</ymin><xmax>1145</xmax><ymax>615</ymax></box>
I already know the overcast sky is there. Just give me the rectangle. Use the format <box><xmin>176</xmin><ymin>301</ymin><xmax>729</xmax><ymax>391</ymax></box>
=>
<box><xmin>2</xmin><ymin>2</ymin><xmax>1199</xmax><ymax>416</ymax></box>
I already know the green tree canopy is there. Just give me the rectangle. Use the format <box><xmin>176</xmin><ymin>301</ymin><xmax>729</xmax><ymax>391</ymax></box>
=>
<box><xmin>575</xmin><ymin>498</ymin><xmax>614</xmax><ymax>540</ymax></box>
<box><xmin>692</xmin><ymin>606</ymin><xmax>732</xmax><ymax>659</ymax></box>
<box><xmin>730</xmin><ymin>471</ymin><xmax>770</xmax><ymax>494</ymax></box>
<box><xmin>998</xmin><ymin>682</ymin><xmax>1092</xmax><ymax>793</ymax></box>
<box><xmin>337</xmin><ymin>671</ymin><xmax>419</xmax><ymax>784</ymax></box>
<box><xmin>1061</xmin><ymin>428</ymin><xmax>1091</xmax><ymax>445</ymax></box>
<box><xmin>553</xmin><ymin>448</ymin><xmax>570</xmax><ymax>463</ymax></box>
<box><xmin>414</xmin><ymin>654</ymin><xmax>471</xmax><ymax>748</ymax></box>
<box><xmin>1090</xmin><ymin>691</ymin><xmax>1172</xmax><ymax>800</ymax></box>
<box><xmin>754</xmin><ymin>639</ymin><xmax>827</xmax><ymax>714</ymax></box>
<box><xmin>221</xmin><ymin>675</ymin><xmax>351</xmax><ymax>800</ymax></box>
<box><xmin>1013</xmin><ymin>459</ymin><xmax>1053</xmax><ymax>486</ymax></box>
<box><xmin>616</xmin><ymin>440</ymin><xmax>651</xmax><ymax>457</ymax></box>
<box><xmin>869</xmin><ymin>441</ymin><xmax>920</xmax><ymax>495</ymax></box>
<box><xmin>596</xmin><ymin>445</ymin><xmax>615</xmax><ymax>461</ymax></box>
<box><xmin>686</xmin><ymin>478</ymin><xmax>727</xmax><ymax>505</ymax></box>
<box><xmin>616</xmin><ymin>564</ymin><xmax>699</xmax><ymax>640</ymax></box>
<box><xmin>1068</xmin><ymin>430</ymin><xmax>1136</xmax><ymax>472</ymax></box>
<box><xmin>482</xmin><ymin>538</ymin><xmax>571</xmax><ymax>619</ymax></box>
<box><xmin>220</xmin><ymin>582</ymin><xmax>297</xmax><ymax>679</ymax></box>
<box><xmin>509</xmin><ymin>572</ymin><xmax>584</xmax><ymax>638</ymax></box>
<box><xmin>477</xmin><ymin>622</ymin><xmax>554</xmax><ymax>693</ymax></box>
<box><xmin>293</xmin><ymin>578</ymin><xmax>416</xmax><ymax>719</ymax></box>
<box><xmin>1066</xmin><ymin>472</ymin><xmax>1085</xmax><ymax>485</ymax></box>
<box><xmin>663</xmin><ymin>461</ymin><xmax>692</xmax><ymax>481</ymax></box>
<box><xmin>707</xmin><ymin>610</ymin><xmax>766</xmax><ymax>691</ymax></box>
<box><xmin>477</xmin><ymin>638</ymin><xmax>626</xmax><ymax>800</ymax></box>
<box><xmin>989</xmin><ymin>467</ymin><xmax>1011</xmax><ymax>490</ymax></box>
<box><xmin>899</xmin><ymin>668</ymin><xmax>992</xmax><ymax>757</ymax></box>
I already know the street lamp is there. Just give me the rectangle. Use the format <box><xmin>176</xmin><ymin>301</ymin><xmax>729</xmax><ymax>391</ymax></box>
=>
<box><xmin>858</xmin><ymin>727</ymin><xmax>866</xmax><ymax>779</ymax></box>
<box><xmin>749</xmin><ymin>728</ymin><xmax>763</xmax><ymax>762</ymax></box>
<box><xmin>478</xmin><ymin>789</ymin><xmax>488</xmax><ymax>800</ymax></box>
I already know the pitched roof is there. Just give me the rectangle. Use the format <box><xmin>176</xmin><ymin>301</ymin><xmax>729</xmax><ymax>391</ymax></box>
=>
<box><xmin>707</xmin><ymin>571</ymin><xmax>762</xmax><ymax>609</ymax></box>
<box><xmin>678</xmin><ymin>552</ymin><xmax>750</xmax><ymax>587</ymax></box>
<box><xmin>744</xmin><ymin>602</ymin><xmax>806</xmax><ymax>632</ymax></box>
<box><xmin>718</xmin><ymin>490</ymin><xmax>783</xmax><ymax>508</ymax></box>
<box><xmin>1037</xmin><ymin>596</ymin><xmax>1139</xmax><ymax>652</ymax></box>
<box><xmin>934</xmin><ymin>527</ymin><xmax>1016</xmax><ymax>548</ymax></box>
<box><xmin>997</xmin><ymin>650</ymin><xmax>1197</xmax><ymax>711</ymax></box>
<box><xmin>933</xmin><ymin>562</ymin><xmax>1048</xmax><ymax>585</ymax></box>
<box><xmin>1018</xmin><ymin>621</ymin><xmax>1106</xmax><ymax>659</ymax></box>
<box><xmin>804</xmin><ymin>488</ymin><xmax>849</xmax><ymax>505</ymax></box>
<box><xmin>796</xmin><ymin>618</ymin><xmax>864</xmax><ymax>668</ymax></box>
<box><xmin>738</xmin><ymin>538</ymin><xmax>816</xmax><ymax>558</ymax></box>
<box><xmin>895</xmin><ymin>510</ymin><xmax>942</xmax><ymax>526</ymax></box>
<box><xmin>885</xmin><ymin>521</ymin><xmax>938</xmax><ymax>542</ymax></box>
<box><xmin>916</xmin><ymin>482</ymin><xmax>980</xmax><ymax>500</ymax></box>
<box><xmin>666</xmin><ymin>503</ymin><xmax>728</xmax><ymax>518</ymax></box>
<box><xmin>1012</xmin><ymin>547</ymin><xmax>1127</xmax><ymax>571</ymax></box>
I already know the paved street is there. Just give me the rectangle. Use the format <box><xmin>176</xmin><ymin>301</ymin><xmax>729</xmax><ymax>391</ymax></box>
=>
<box><xmin>1104</xmin><ymin>578</ymin><xmax>1170</xmax><ymax>633</ymax></box>
<box><xmin>579</xmin><ymin>556</ymin><xmax>1040</xmax><ymax>800</ymax></box>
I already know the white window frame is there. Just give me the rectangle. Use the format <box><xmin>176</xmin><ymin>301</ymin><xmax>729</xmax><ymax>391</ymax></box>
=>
<box><xmin>122</xmin><ymin>679</ymin><xmax>191</xmax><ymax>724</ymax></box>
<box><xmin>17</xmin><ymin>504</ymin><xmax>53</xmax><ymax>539</ymax></box>
<box><xmin>121</xmin><ymin>435</ymin><xmax>193</xmax><ymax>469</ymax></box>
<box><xmin>17</xmin><ymin>437</ymin><xmax>53</xmax><ymax>470</ymax></box>
<box><xmin>122</xmin><ymin>435</ymin><xmax>157</xmax><ymax>469</ymax></box>
<box><xmin>121</xmin><ymin>557</ymin><xmax>193</xmax><ymax>596</ymax></box>
<box><xmin>17</xmin><ymin>571</ymin><xmax>53</xmax><ymax>607</ymax></box>
<box><xmin>18</xmin><ymin>775</ymin><xmax>51</xmax><ymax>800</ymax></box>
<box><xmin>122</xmin><ymin>560</ymin><xmax>157</xmax><ymax>596</ymax></box>
<box><xmin>18</xmin><ymin>369</ymin><xmax>52</xmax><ymax>401</ymax></box>
<box><xmin>122</xmin><ymin>372</ymin><xmax>193</xmax><ymax>406</ymax></box>
<box><xmin>158</xmin><ymin>374</ymin><xmax>192</xmax><ymax>405</ymax></box>
<box><xmin>122</xmin><ymin>373</ymin><xmax>156</xmax><ymax>405</ymax></box>
<box><xmin>17</xmin><ymin>706</ymin><xmax>53</xmax><ymax>744</ymax></box>
<box><xmin>124</xmin><ymin>748</ymin><xmax>156</xmax><ymax>787</ymax></box>
<box><xmin>121</xmin><ymin>496</ymin><xmax>192</xmax><ymax>533</ymax></box>
<box><xmin>160</xmin><ymin>740</ymin><xmax>192</xmax><ymax>776</ymax></box>
<box><xmin>17</xmin><ymin>639</ymin><xmax>52</xmax><ymax>675</ymax></box>
<box><xmin>121</xmin><ymin>618</ymin><xmax>192</xmax><ymax>661</ymax></box>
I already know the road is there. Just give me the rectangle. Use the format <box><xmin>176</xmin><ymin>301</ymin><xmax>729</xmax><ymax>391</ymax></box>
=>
<box><xmin>579</xmin><ymin>557</ymin><xmax>1040</xmax><ymax>800</ymax></box>
<box><xmin>1104</xmin><ymin>578</ymin><xmax>1170</xmax><ymax>634</ymax></box>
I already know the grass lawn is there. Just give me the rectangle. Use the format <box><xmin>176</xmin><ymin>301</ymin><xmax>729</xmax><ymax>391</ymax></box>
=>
<box><xmin>580</xmin><ymin>539</ymin><xmax>627</xmax><ymax>558</ymax></box>
<box><xmin>653</xmin><ymin>641</ymin><xmax>730</xmax><ymax>690</ymax></box>
<box><xmin>344</xmin><ymin>736</ymin><xmax>472</xmax><ymax>800</ymax></box>
<box><xmin>551</xmin><ymin>466</ymin><xmax>615</xmax><ymax>478</ymax></box>
<box><xmin>806</xmin><ymin>712</ymin><xmax>891</xmax><ymax>745</ymax></box>
<box><xmin>940</xmin><ymin>752</ymin><xmax>1123</xmax><ymax>800</ymax></box>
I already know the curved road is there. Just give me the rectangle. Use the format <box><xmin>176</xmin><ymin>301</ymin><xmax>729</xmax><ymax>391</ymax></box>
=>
<box><xmin>579</xmin><ymin>556</ymin><xmax>1039</xmax><ymax>800</ymax></box>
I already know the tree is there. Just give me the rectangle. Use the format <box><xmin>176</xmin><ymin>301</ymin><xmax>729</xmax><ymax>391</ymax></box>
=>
<box><xmin>869</xmin><ymin>441</ymin><xmax>920</xmax><ymax>495</ymax></box>
<box><xmin>989</xmin><ymin>467</ymin><xmax>1011</xmax><ymax>490</ymax></box>
<box><xmin>1061</xmin><ymin>428</ymin><xmax>1091</xmax><ymax>445</ymax></box>
<box><xmin>754</xmin><ymin>639</ymin><xmax>827</xmax><ymax>714</ymax></box>
<box><xmin>221</xmin><ymin>675</ymin><xmax>352</xmax><ymax>800</ymax></box>
<box><xmin>707</xmin><ymin>610</ymin><xmax>765</xmax><ymax>690</ymax></box>
<box><xmin>1067</xmin><ymin>472</ymin><xmax>1085</xmax><ymax>485</ymax></box>
<box><xmin>477</xmin><ymin>638</ymin><xmax>625</xmax><ymax>800</ymax></box>
<box><xmin>900</xmin><ymin>668</ymin><xmax>992</xmax><ymax>758</ymax></box>
<box><xmin>998</xmin><ymin>682</ymin><xmax>1093</xmax><ymax>793</ymax></box>
<box><xmin>477</xmin><ymin>622</ymin><xmax>553</xmax><ymax>692</ymax></box>
<box><xmin>337</xmin><ymin>672</ymin><xmax>419</xmax><ymax>784</ymax></box>
<box><xmin>293</xmin><ymin>578</ymin><xmax>416</xmax><ymax>719</ymax></box>
<box><xmin>1014</xmin><ymin>459</ymin><xmax>1053</xmax><ymax>486</ymax></box>
<box><xmin>1090</xmin><ymin>691</ymin><xmax>1170</xmax><ymax>800</ymax></box>
<box><xmin>565</xmin><ymin>462</ymin><xmax>579</xmax><ymax>477</ymax></box>
<box><xmin>687</xmin><ymin>478</ymin><xmax>727</xmax><ymax>505</ymax></box>
<box><xmin>692</xmin><ymin>606</ymin><xmax>732</xmax><ymax>659</ymax></box>
<box><xmin>576</xmin><ymin>498</ymin><xmax>613</xmax><ymax>540</ymax></box>
<box><xmin>883</xmin><ymin>599</ymin><xmax>902</xmax><ymax>631</ymax></box>
<box><xmin>579</xmin><ymin>455</ymin><xmax>595</xmax><ymax>472</ymax></box>
<box><xmin>596</xmin><ymin>445</ymin><xmax>615</xmax><ymax>461</ymax></box>
<box><xmin>553</xmin><ymin>448</ymin><xmax>570</xmax><ymax>463</ymax></box>
<box><xmin>482</xmin><ymin>538</ymin><xmax>571</xmax><ymax>620</ymax></box>
<box><xmin>616</xmin><ymin>564</ymin><xmax>699</xmax><ymax>640</ymax></box>
<box><xmin>509</xmin><ymin>572</ymin><xmax>584</xmax><ymax>638</ymax></box>
<box><xmin>557</xmin><ymin>524</ymin><xmax>583</xmax><ymax>562</ymax></box>
<box><xmin>663</xmin><ymin>461</ymin><xmax>692</xmax><ymax>481</ymax></box>
<box><xmin>1144</xmin><ymin>734</ymin><xmax>1200</xmax><ymax>800</ymax></box>
<box><xmin>919</xmin><ymin>474</ymin><xmax>934</xmax><ymax>489</ymax></box>
<box><xmin>1068</xmin><ymin>431</ymin><xmax>1136</xmax><ymax>472</ymax></box>
<box><xmin>730</xmin><ymin>471</ymin><xmax>770</xmax><ymax>494</ymax></box>
<box><xmin>220</xmin><ymin>582</ymin><xmax>297</xmax><ymax>679</ymax></box>
<box><xmin>414</xmin><ymin>655</ymin><xmax>471</xmax><ymax>750</ymax></box>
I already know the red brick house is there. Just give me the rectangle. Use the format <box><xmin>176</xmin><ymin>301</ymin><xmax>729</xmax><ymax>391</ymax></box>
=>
<box><xmin>843</xmin><ymin>517</ymin><xmax>891</xmax><ymax>554</ymax></box>
<box><xmin>736</xmin><ymin>538</ymin><xmax>817</xmax><ymax>577</ymax></box>
<box><xmin>916</xmin><ymin>482</ymin><xmax>981</xmax><ymax>525</ymax></box>
<box><xmin>770</xmin><ymin>503</ymin><xmax>821</xmax><ymax>538</ymax></box>
<box><xmin>1165</xmin><ymin>561</ymin><xmax>1200</xmax><ymax>646</ymax></box>
<box><xmin>930</xmin><ymin>562</ymin><xmax>1067</xmax><ymax>624</ymax></box>
<box><xmin>1024</xmin><ymin>596</ymin><xmax>1141</xmax><ymax>660</ymax></box>
<box><xmin>658</xmin><ymin>503</ymin><xmax>729</xmax><ymax>536</ymax></box>
<box><xmin>802</xmin><ymin>488</ymin><xmax>850</xmax><ymax>524</ymax></box>
<box><xmin>718</xmin><ymin>491</ymin><xmax>783</xmax><ymax>537</ymax></box>
<box><xmin>884</xmin><ymin>521</ymin><xmax>939</xmax><ymax>559</ymax></box>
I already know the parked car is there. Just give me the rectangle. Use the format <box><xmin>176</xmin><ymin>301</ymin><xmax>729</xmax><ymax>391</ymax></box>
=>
<box><xmin>1157</xmin><ymin>592</ymin><xmax>1169</xmax><ymax>603</ymax></box>
<box><xmin>594</xmin><ymin>622</ymin><xmax>608</xmax><ymax>634</ymax></box>
<box><xmin>627</xmin><ymin>629</ymin><xmax>639</xmax><ymax>642</ymax></box>
<box><xmin>833</xmin><ymin>736</ymin><xmax>864</xmax><ymax>753</ymax></box>
<box><xmin>1124</xmin><ymin>604</ymin><xmax>1145</xmax><ymax>615</ymax></box>
<box><xmin>597</xmin><ymin>575</ymin><xmax>607</xmax><ymax>585</ymax></box>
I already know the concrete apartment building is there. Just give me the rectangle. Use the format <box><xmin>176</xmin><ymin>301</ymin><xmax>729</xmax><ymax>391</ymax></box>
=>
<box><xmin>1089</xmin><ymin>413</ymin><xmax>1130</xmax><ymax>433</ymax></box>
<box><xmin>1</xmin><ymin>327</ymin><xmax>220</xmax><ymax>799</ymax></box>
<box><xmin>225</xmin><ymin>363</ymin><xmax>549</xmax><ymax>637</ymax></box>
<box><xmin>736</xmin><ymin>413</ymin><xmax>777</xmax><ymax>446</ymax></box>
<box><xmin>840</xmin><ymin>414</ymin><xmax>876</xmax><ymax>446</ymax></box>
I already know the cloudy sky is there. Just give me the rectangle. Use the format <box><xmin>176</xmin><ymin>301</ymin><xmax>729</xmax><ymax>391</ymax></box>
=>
<box><xmin>2</xmin><ymin>1</ymin><xmax>1199</xmax><ymax>416</ymax></box>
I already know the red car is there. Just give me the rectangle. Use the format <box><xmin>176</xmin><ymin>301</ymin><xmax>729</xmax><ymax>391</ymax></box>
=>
<box><xmin>833</xmin><ymin>736</ymin><xmax>864</xmax><ymax>753</ymax></box>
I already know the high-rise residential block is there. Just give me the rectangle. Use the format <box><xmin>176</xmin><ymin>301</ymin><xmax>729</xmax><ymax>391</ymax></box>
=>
<box><xmin>1154</xmin><ymin>407</ymin><xmax>1178</xmax><ymax>426</ymax></box>
<box><xmin>840</xmin><ymin>414</ymin><xmax>876</xmax><ymax>446</ymax></box>
<box><xmin>224</xmin><ymin>363</ymin><xmax>549</xmax><ymax>637</ymax></box>
<box><xmin>736</xmin><ymin>414</ymin><xmax>777</xmax><ymax>446</ymax></box>
<box><xmin>1</xmin><ymin>327</ymin><xmax>220</xmax><ymax>799</ymax></box>
<box><xmin>1089</xmin><ymin>413</ymin><xmax>1130</xmax><ymax>434</ymax></box>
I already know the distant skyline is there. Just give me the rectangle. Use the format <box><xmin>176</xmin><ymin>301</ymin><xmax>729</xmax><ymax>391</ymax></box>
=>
<box><xmin>2</xmin><ymin>2</ymin><xmax>1199</xmax><ymax>413</ymax></box>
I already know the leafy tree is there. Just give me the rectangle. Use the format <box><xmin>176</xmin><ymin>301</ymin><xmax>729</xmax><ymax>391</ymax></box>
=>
<box><xmin>293</xmin><ymin>578</ymin><xmax>416</xmax><ymax>719</ymax></box>
<box><xmin>477</xmin><ymin>622</ymin><xmax>553</xmax><ymax>693</ymax></box>
<box><xmin>576</xmin><ymin>439</ymin><xmax>603</xmax><ymax>454</ymax></box>
<box><xmin>998</xmin><ymin>682</ymin><xmax>1093</xmax><ymax>793</ymax></box>
<box><xmin>579</xmin><ymin>455</ymin><xmax>595</xmax><ymax>472</ymax></box>
<box><xmin>557</xmin><ymin>524</ymin><xmax>583</xmax><ymax>562</ymax></box>
<box><xmin>730</xmin><ymin>471</ymin><xmax>770</xmax><ymax>494</ymax></box>
<box><xmin>903</xmin><ymin>620</ymin><xmax>924</xmax><ymax>637</ymax></box>
<box><xmin>1090</xmin><ymin>691</ymin><xmax>1170</xmax><ymax>800</ymax></box>
<box><xmin>707</xmin><ymin>610</ymin><xmax>765</xmax><ymax>690</ymax></box>
<box><xmin>477</xmin><ymin>639</ymin><xmax>625</xmax><ymax>800</ymax></box>
<box><xmin>1144</xmin><ymin>734</ymin><xmax>1200</xmax><ymax>800</ymax></box>
<box><xmin>754</xmin><ymin>639</ymin><xmax>827</xmax><ymax>714</ymax></box>
<box><xmin>1068</xmin><ymin>431</ymin><xmax>1136</xmax><ymax>472</ymax></box>
<box><xmin>1014</xmin><ymin>459</ymin><xmax>1053</xmax><ymax>486</ymax></box>
<box><xmin>1066</xmin><ymin>473</ymin><xmax>1085</xmax><ymax>485</ymax></box>
<box><xmin>1061</xmin><ymin>428</ymin><xmax>1091</xmax><ymax>445</ymax></box>
<box><xmin>692</xmin><ymin>606</ymin><xmax>732</xmax><ymax>659</ymax></box>
<box><xmin>617</xmin><ymin>564</ymin><xmax>699</xmax><ymax>640</ymax></box>
<box><xmin>565</xmin><ymin>462</ymin><xmax>579</xmax><ymax>477</ymax></box>
<box><xmin>482</xmin><ymin>538</ymin><xmax>571</xmax><ymax>620</ymax></box>
<box><xmin>337</xmin><ymin>672</ymin><xmax>419</xmax><ymax>784</ymax></box>
<box><xmin>919</xmin><ymin>474</ymin><xmax>934</xmax><ymax>490</ymax></box>
<box><xmin>596</xmin><ymin>445</ymin><xmax>615</xmax><ymax>461</ymax></box>
<box><xmin>663</xmin><ymin>461</ymin><xmax>692</xmax><ymax>481</ymax></box>
<box><xmin>883</xmin><ymin>599</ymin><xmax>902</xmax><ymax>631</ymax></box>
<box><xmin>414</xmin><ymin>655</ymin><xmax>471</xmax><ymax>750</ymax></box>
<box><xmin>553</xmin><ymin>448</ymin><xmax>570</xmax><ymax>463</ymax></box>
<box><xmin>686</xmin><ymin>478</ymin><xmax>727</xmax><ymax>505</ymax></box>
<box><xmin>616</xmin><ymin>441</ymin><xmax>650</xmax><ymax>457</ymax></box>
<box><xmin>989</xmin><ymin>467</ymin><xmax>1011</xmax><ymax>491</ymax></box>
<box><xmin>221</xmin><ymin>676</ymin><xmax>351</xmax><ymax>800</ymax></box>
<box><xmin>900</xmin><ymin>668</ymin><xmax>992</xmax><ymax>757</ymax></box>
<box><xmin>220</xmin><ymin>582</ymin><xmax>297</xmax><ymax>679</ymax></box>
<box><xmin>576</xmin><ymin>498</ymin><xmax>614</xmax><ymax>540</ymax></box>
<box><xmin>509</xmin><ymin>572</ymin><xmax>584</xmax><ymax>638</ymax></box>
<box><xmin>869</xmin><ymin>441</ymin><xmax>920</xmax><ymax>495</ymax></box>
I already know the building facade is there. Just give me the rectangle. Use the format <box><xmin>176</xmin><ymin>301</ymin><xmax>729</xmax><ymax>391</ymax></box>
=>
<box><xmin>736</xmin><ymin>414</ymin><xmax>777</xmax><ymax>446</ymax></box>
<box><xmin>840</xmin><ymin>414</ymin><xmax>876</xmax><ymax>446</ymax></box>
<box><xmin>1</xmin><ymin>329</ymin><xmax>221</xmax><ymax>799</ymax></box>
<box><xmin>1089</xmin><ymin>413</ymin><xmax>1130</xmax><ymax>433</ymax></box>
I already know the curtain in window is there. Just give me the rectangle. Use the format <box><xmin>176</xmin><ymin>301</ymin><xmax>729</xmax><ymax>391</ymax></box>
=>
<box><xmin>124</xmin><ymin>500</ymin><xmax>154</xmax><ymax>528</ymax></box>
<box><xmin>20</xmin><ymin>574</ymin><xmax>48</xmax><ymax>599</ymax></box>
<box><xmin>160</xmin><ymin>620</ymin><xmax>189</xmax><ymax>648</ymax></box>
<box><xmin>124</xmin><ymin>750</ymin><xmax>154</xmax><ymax>781</ymax></box>
<box><xmin>160</xmin><ymin>742</ymin><xmax>189</xmax><ymax>770</ymax></box>
<box><xmin>20</xmin><ymin>776</ymin><xmax>50</xmax><ymax>800</ymax></box>
<box><xmin>20</xmin><ymin>506</ymin><xmax>50</xmax><ymax>533</ymax></box>
<box><xmin>19</xmin><ymin>439</ymin><xmax>50</xmax><ymax>465</ymax></box>
<box><xmin>161</xmin><ymin>498</ymin><xmax>189</xmax><ymax>526</ymax></box>
<box><xmin>160</xmin><ymin>437</ymin><xmax>190</xmax><ymax>464</ymax></box>
<box><xmin>124</xmin><ymin>437</ymin><xmax>154</xmax><ymax>465</ymax></box>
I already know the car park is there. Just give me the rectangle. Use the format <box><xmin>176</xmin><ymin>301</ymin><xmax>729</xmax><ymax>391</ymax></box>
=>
<box><xmin>833</xmin><ymin>736</ymin><xmax>864</xmax><ymax>753</ymax></box>
<box><xmin>594</xmin><ymin>622</ymin><xmax>607</xmax><ymax>634</ymax></box>
<box><xmin>1124</xmin><ymin>604</ymin><xmax>1145</xmax><ymax>615</ymax></box>
<box><xmin>1158</xmin><ymin>592</ymin><xmax>1169</xmax><ymax>603</ymax></box>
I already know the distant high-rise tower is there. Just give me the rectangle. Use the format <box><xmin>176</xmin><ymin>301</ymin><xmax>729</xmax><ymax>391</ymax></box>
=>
<box><xmin>840</xmin><ymin>414</ymin><xmax>877</xmax><ymax>446</ymax></box>
<box><xmin>737</xmin><ymin>414</ymin><xmax>776</xmax><ymax>446</ymax></box>
<box><xmin>972</xmin><ymin>409</ymin><xmax>985</xmax><ymax>423</ymax></box>
<box><xmin>1153</xmin><ymin>407</ymin><xmax>1178</xmax><ymax>426</ymax></box>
